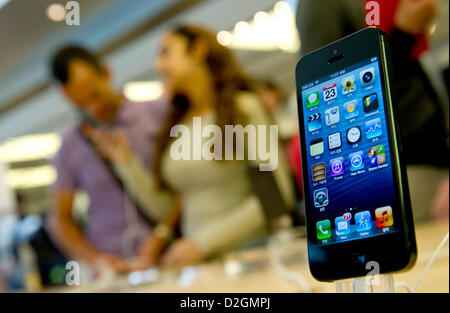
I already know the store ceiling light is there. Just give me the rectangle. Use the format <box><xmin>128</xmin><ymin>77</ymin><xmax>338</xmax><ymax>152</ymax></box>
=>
<box><xmin>0</xmin><ymin>133</ymin><xmax>61</xmax><ymax>163</ymax></box>
<box><xmin>217</xmin><ymin>31</ymin><xmax>233</xmax><ymax>46</ymax></box>
<box><xmin>253</xmin><ymin>11</ymin><xmax>270</xmax><ymax>26</ymax></box>
<box><xmin>5</xmin><ymin>165</ymin><xmax>57</xmax><ymax>189</ymax></box>
<box><xmin>429</xmin><ymin>23</ymin><xmax>437</xmax><ymax>35</ymax></box>
<box><xmin>274</xmin><ymin>0</ymin><xmax>291</xmax><ymax>14</ymax></box>
<box><xmin>47</xmin><ymin>3</ymin><xmax>66</xmax><ymax>22</ymax></box>
<box><xmin>234</xmin><ymin>21</ymin><xmax>251</xmax><ymax>34</ymax></box>
<box><xmin>217</xmin><ymin>1</ymin><xmax>300</xmax><ymax>53</ymax></box>
<box><xmin>0</xmin><ymin>0</ymin><xmax>10</xmax><ymax>10</ymax></box>
<box><xmin>123</xmin><ymin>81</ymin><xmax>164</xmax><ymax>102</ymax></box>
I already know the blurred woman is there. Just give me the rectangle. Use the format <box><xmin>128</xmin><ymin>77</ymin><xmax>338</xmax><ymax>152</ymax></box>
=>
<box><xmin>89</xmin><ymin>25</ymin><xmax>295</xmax><ymax>268</ymax></box>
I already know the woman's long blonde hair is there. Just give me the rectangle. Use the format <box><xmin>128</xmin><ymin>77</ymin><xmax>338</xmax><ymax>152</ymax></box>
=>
<box><xmin>154</xmin><ymin>25</ymin><xmax>255</xmax><ymax>187</ymax></box>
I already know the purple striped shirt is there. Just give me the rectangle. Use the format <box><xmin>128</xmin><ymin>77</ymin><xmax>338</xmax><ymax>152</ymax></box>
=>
<box><xmin>53</xmin><ymin>97</ymin><xmax>167</xmax><ymax>257</ymax></box>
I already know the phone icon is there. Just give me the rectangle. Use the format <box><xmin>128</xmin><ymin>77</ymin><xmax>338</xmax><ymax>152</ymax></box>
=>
<box><xmin>316</xmin><ymin>220</ymin><xmax>332</xmax><ymax>240</ymax></box>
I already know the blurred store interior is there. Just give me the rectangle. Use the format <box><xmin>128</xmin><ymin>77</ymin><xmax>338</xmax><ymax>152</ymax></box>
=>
<box><xmin>0</xmin><ymin>0</ymin><xmax>448</xmax><ymax>222</ymax></box>
<box><xmin>0</xmin><ymin>0</ymin><xmax>306</xmax><ymax>215</ymax></box>
<box><xmin>0</xmin><ymin>0</ymin><xmax>448</xmax><ymax>292</ymax></box>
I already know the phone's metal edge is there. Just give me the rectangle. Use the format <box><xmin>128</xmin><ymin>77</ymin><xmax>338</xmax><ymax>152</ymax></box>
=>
<box><xmin>379</xmin><ymin>36</ymin><xmax>403</xmax><ymax>206</ymax></box>
<box><xmin>379</xmin><ymin>32</ymin><xmax>418</xmax><ymax>270</ymax></box>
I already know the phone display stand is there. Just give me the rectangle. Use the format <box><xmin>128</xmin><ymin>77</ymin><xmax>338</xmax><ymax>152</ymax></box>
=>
<box><xmin>335</xmin><ymin>274</ymin><xmax>394</xmax><ymax>293</ymax></box>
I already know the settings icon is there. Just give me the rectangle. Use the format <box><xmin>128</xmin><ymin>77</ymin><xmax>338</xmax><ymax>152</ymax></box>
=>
<box><xmin>314</xmin><ymin>188</ymin><xmax>329</xmax><ymax>208</ymax></box>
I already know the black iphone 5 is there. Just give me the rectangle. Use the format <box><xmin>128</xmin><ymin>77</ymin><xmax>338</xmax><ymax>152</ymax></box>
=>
<box><xmin>295</xmin><ymin>27</ymin><xmax>416</xmax><ymax>281</ymax></box>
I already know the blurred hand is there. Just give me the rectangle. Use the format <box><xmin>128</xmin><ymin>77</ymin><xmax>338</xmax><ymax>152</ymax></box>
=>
<box><xmin>431</xmin><ymin>177</ymin><xmax>449</xmax><ymax>220</ymax></box>
<box><xmin>93</xmin><ymin>253</ymin><xmax>131</xmax><ymax>274</ymax></box>
<box><xmin>160</xmin><ymin>239</ymin><xmax>203</xmax><ymax>269</ymax></box>
<box><xmin>124</xmin><ymin>257</ymin><xmax>154</xmax><ymax>272</ymax></box>
<box><xmin>88</xmin><ymin>128</ymin><xmax>131</xmax><ymax>164</ymax></box>
<box><xmin>394</xmin><ymin>0</ymin><xmax>437</xmax><ymax>34</ymax></box>
<box><xmin>125</xmin><ymin>235</ymin><xmax>166</xmax><ymax>272</ymax></box>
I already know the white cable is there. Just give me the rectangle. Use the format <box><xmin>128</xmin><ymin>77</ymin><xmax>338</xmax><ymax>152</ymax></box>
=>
<box><xmin>394</xmin><ymin>231</ymin><xmax>449</xmax><ymax>293</ymax></box>
<box><xmin>267</xmin><ymin>230</ymin><xmax>311</xmax><ymax>293</ymax></box>
<box><xmin>394</xmin><ymin>281</ymin><xmax>413</xmax><ymax>293</ymax></box>
<box><xmin>412</xmin><ymin>231</ymin><xmax>449</xmax><ymax>292</ymax></box>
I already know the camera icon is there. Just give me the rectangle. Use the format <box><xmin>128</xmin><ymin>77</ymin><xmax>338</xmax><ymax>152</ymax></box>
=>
<box><xmin>360</xmin><ymin>67</ymin><xmax>375</xmax><ymax>87</ymax></box>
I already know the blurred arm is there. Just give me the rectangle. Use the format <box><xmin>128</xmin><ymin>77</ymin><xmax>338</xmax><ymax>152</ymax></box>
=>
<box><xmin>114</xmin><ymin>154</ymin><xmax>175</xmax><ymax>222</ymax></box>
<box><xmin>389</xmin><ymin>0</ymin><xmax>437</xmax><ymax>62</ymax></box>
<box><xmin>86</xmin><ymin>127</ymin><xmax>174</xmax><ymax>222</ymax></box>
<box><xmin>189</xmin><ymin>195</ymin><xmax>266</xmax><ymax>257</ymax></box>
<box><xmin>136</xmin><ymin>197</ymin><xmax>182</xmax><ymax>265</ymax></box>
<box><xmin>394</xmin><ymin>0</ymin><xmax>437</xmax><ymax>35</ymax></box>
<box><xmin>51</xmin><ymin>189</ymin><xmax>101</xmax><ymax>264</ymax></box>
<box><xmin>235</xmin><ymin>92</ymin><xmax>296</xmax><ymax>210</ymax></box>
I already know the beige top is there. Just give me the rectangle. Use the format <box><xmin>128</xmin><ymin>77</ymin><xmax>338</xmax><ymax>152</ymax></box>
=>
<box><xmin>115</xmin><ymin>92</ymin><xmax>295</xmax><ymax>257</ymax></box>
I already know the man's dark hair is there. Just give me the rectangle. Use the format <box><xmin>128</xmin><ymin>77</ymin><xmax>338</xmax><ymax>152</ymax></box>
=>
<box><xmin>258</xmin><ymin>79</ymin><xmax>282</xmax><ymax>94</ymax></box>
<box><xmin>50</xmin><ymin>45</ymin><xmax>103</xmax><ymax>84</ymax></box>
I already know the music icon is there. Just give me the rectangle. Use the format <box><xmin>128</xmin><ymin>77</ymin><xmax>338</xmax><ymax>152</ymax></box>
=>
<box><xmin>375</xmin><ymin>206</ymin><xmax>394</xmax><ymax>228</ymax></box>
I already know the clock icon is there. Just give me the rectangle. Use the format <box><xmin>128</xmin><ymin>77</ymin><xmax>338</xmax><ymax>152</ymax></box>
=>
<box><xmin>347</xmin><ymin>126</ymin><xmax>361</xmax><ymax>144</ymax></box>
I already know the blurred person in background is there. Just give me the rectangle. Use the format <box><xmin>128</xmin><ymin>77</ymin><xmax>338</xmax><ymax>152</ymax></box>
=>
<box><xmin>286</xmin><ymin>132</ymin><xmax>303</xmax><ymax>200</ymax></box>
<box><xmin>88</xmin><ymin>25</ymin><xmax>296</xmax><ymax>269</ymax></box>
<box><xmin>296</xmin><ymin>0</ymin><xmax>449</xmax><ymax>222</ymax></box>
<box><xmin>297</xmin><ymin>0</ymin><xmax>449</xmax><ymax>167</ymax></box>
<box><xmin>257</xmin><ymin>80</ymin><xmax>284</xmax><ymax>114</ymax></box>
<box><xmin>257</xmin><ymin>80</ymin><xmax>304</xmax><ymax>201</ymax></box>
<box><xmin>0</xmin><ymin>163</ymin><xmax>22</xmax><ymax>291</ymax></box>
<box><xmin>257</xmin><ymin>79</ymin><xmax>299</xmax><ymax>142</ymax></box>
<box><xmin>49</xmin><ymin>46</ymin><xmax>173</xmax><ymax>275</ymax></box>
<box><xmin>431</xmin><ymin>176</ymin><xmax>449</xmax><ymax>220</ymax></box>
<box><xmin>0</xmin><ymin>200</ymin><xmax>20</xmax><ymax>291</ymax></box>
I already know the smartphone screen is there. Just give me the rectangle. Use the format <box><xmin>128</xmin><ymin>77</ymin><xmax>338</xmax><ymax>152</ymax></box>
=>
<box><xmin>300</xmin><ymin>56</ymin><xmax>399</xmax><ymax>246</ymax></box>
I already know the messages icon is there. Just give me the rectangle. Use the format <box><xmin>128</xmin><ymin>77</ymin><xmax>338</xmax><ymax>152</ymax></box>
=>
<box><xmin>306</xmin><ymin>90</ymin><xmax>320</xmax><ymax>108</ymax></box>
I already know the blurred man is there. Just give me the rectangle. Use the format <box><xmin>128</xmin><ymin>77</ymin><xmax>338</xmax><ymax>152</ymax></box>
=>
<box><xmin>49</xmin><ymin>46</ymin><xmax>169</xmax><ymax>274</ymax></box>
